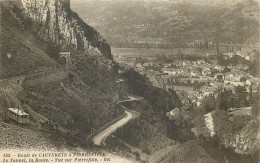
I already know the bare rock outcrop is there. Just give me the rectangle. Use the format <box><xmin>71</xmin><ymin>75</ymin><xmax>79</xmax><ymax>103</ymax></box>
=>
<box><xmin>3</xmin><ymin>0</ymin><xmax>112</xmax><ymax>59</ymax></box>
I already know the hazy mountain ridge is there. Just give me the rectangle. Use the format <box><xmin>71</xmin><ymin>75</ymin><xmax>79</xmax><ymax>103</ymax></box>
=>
<box><xmin>71</xmin><ymin>0</ymin><xmax>259</xmax><ymax>47</ymax></box>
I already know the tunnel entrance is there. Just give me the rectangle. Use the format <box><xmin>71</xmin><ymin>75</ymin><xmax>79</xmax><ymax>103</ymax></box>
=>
<box><xmin>59</xmin><ymin>52</ymin><xmax>71</xmax><ymax>68</ymax></box>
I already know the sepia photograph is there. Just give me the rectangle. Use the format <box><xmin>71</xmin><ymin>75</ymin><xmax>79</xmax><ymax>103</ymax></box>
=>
<box><xmin>0</xmin><ymin>0</ymin><xmax>259</xmax><ymax>162</ymax></box>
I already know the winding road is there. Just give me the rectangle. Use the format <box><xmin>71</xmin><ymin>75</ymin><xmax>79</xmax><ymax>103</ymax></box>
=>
<box><xmin>93</xmin><ymin>111</ymin><xmax>134</xmax><ymax>145</ymax></box>
<box><xmin>118</xmin><ymin>96</ymin><xmax>143</xmax><ymax>103</ymax></box>
<box><xmin>93</xmin><ymin>96</ymin><xmax>141</xmax><ymax>146</ymax></box>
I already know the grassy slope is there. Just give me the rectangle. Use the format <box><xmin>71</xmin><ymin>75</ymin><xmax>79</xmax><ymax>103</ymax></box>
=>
<box><xmin>0</xmin><ymin>4</ymin><xmax>58</xmax><ymax>78</ymax></box>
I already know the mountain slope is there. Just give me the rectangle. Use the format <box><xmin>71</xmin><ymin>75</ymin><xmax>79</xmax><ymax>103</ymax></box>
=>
<box><xmin>0</xmin><ymin>0</ymin><xmax>126</xmax><ymax>151</ymax></box>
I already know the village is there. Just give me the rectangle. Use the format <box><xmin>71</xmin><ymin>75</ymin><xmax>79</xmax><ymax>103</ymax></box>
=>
<box><xmin>114</xmin><ymin>43</ymin><xmax>259</xmax><ymax>116</ymax></box>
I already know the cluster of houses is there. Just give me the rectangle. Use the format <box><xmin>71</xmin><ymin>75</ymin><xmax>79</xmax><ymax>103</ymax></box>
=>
<box><xmin>223</xmin><ymin>51</ymin><xmax>257</xmax><ymax>61</ymax></box>
<box><xmin>116</xmin><ymin>49</ymin><xmax>259</xmax><ymax>109</ymax></box>
<box><xmin>155</xmin><ymin>62</ymin><xmax>256</xmax><ymax>105</ymax></box>
<box><xmin>193</xmin><ymin>71</ymin><xmax>258</xmax><ymax>106</ymax></box>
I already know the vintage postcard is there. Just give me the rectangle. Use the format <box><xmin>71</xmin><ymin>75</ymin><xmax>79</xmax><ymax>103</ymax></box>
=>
<box><xmin>0</xmin><ymin>0</ymin><xmax>259</xmax><ymax>162</ymax></box>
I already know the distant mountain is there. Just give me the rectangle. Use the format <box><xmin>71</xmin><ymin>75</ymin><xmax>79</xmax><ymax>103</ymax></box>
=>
<box><xmin>71</xmin><ymin>0</ymin><xmax>259</xmax><ymax>47</ymax></box>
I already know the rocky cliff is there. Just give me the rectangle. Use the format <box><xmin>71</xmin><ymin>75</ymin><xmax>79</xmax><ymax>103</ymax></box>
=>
<box><xmin>2</xmin><ymin>0</ymin><xmax>112</xmax><ymax>59</ymax></box>
<box><xmin>223</xmin><ymin>120</ymin><xmax>260</xmax><ymax>155</ymax></box>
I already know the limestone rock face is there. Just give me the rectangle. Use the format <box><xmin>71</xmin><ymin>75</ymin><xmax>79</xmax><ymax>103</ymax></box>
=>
<box><xmin>15</xmin><ymin>0</ymin><xmax>112</xmax><ymax>59</ymax></box>
<box><xmin>224</xmin><ymin>121</ymin><xmax>260</xmax><ymax>155</ymax></box>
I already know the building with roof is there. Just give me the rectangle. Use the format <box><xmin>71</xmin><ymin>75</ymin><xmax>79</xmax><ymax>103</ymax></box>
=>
<box><xmin>162</xmin><ymin>68</ymin><xmax>177</xmax><ymax>76</ymax></box>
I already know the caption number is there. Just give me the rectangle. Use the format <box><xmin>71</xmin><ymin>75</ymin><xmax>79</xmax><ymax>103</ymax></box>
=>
<box><xmin>3</xmin><ymin>154</ymin><xmax>10</xmax><ymax>157</ymax></box>
<box><xmin>104</xmin><ymin>158</ymin><xmax>111</xmax><ymax>161</ymax></box>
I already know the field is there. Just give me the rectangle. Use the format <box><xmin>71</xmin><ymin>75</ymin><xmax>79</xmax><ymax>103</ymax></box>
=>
<box><xmin>112</xmin><ymin>47</ymin><xmax>217</xmax><ymax>58</ymax></box>
<box><xmin>111</xmin><ymin>46</ymin><xmax>259</xmax><ymax>58</ymax></box>
<box><xmin>111</xmin><ymin>47</ymin><xmax>259</xmax><ymax>57</ymax></box>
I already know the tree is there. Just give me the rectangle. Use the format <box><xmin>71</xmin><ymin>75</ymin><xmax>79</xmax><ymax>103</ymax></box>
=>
<box><xmin>177</xmin><ymin>49</ymin><xmax>184</xmax><ymax>60</ymax></box>
<box><xmin>187</xmin><ymin>79</ymin><xmax>191</xmax><ymax>85</ymax></box>
<box><xmin>223</xmin><ymin>66</ymin><xmax>231</xmax><ymax>73</ymax></box>
<box><xmin>240</xmin><ymin>77</ymin><xmax>247</xmax><ymax>83</ymax></box>
<box><xmin>235</xmin><ymin>86</ymin><xmax>249</xmax><ymax>107</ymax></box>
<box><xmin>201</xmin><ymin>94</ymin><xmax>216</xmax><ymax>113</ymax></box>
<box><xmin>249</xmin><ymin>58</ymin><xmax>259</xmax><ymax>76</ymax></box>
<box><xmin>219</xmin><ymin>90</ymin><xmax>233</xmax><ymax>111</ymax></box>
<box><xmin>251</xmin><ymin>88</ymin><xmax>259</xmax><ymax>118</ymax></box>
<box><xmin>193</xmin><ymin>81</ymin><xmax>200</xmax><ymax>90</ymax></box>
<box><xmin>217</xmin><ymin>53</ymin><xmax>226</xmax><ymax>66</ymax></box>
